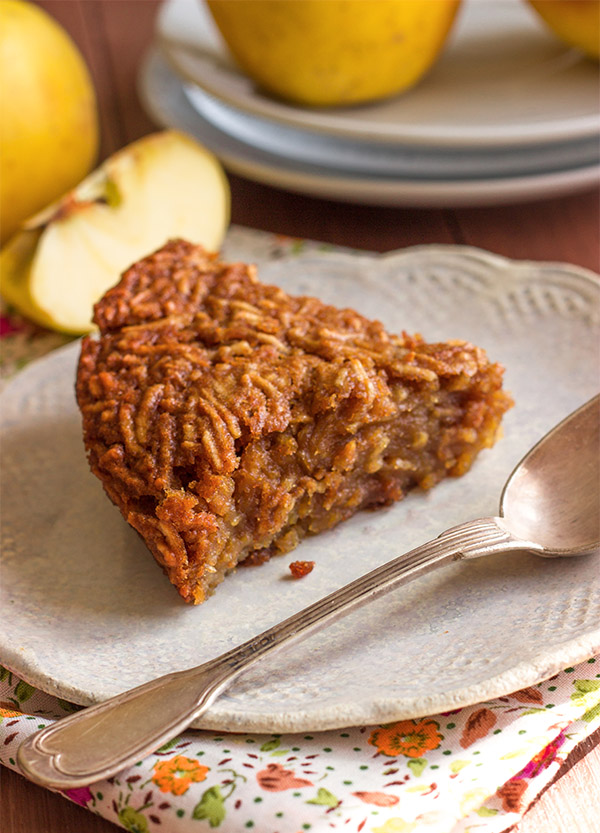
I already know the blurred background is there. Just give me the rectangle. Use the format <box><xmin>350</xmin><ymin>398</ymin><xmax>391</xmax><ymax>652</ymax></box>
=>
<box><xmin>6</xmin><ymin>0</ymin><xmax>598</xmax><ymax>269</ymax></box>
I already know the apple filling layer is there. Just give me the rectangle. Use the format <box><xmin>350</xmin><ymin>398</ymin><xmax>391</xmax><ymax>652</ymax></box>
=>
<box><xmin>76</xmin><ymin>239</ymin><xmax>513</xmax><ymax>604</ymax></box>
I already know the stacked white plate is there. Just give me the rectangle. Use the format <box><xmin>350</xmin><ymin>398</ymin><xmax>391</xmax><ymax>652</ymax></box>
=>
<box><xmin>139</xmin><ymin>0</ymin><xmax>600</xmax><ymax>206</ymax></box>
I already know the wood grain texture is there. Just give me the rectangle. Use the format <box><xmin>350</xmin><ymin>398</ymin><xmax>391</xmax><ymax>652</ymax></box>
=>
<box><xmin>4</xmin><ymin>2</ymin><xmax>599</xmax><ymax>831</ymax></box>
<box><xmin>450</xmin><ymin>191</ymin><xmax>600</xmax><ymax>273</ymax></box>
<box><xmin>3</xmin><ymin>765</ymin><xmax>119</xmax><ymax>833</ymax></box>
<box><xmin>511</xmin><ymin>730</ymin><xmax>600</xmax><ymax>833</ymax></box>
<box><xmin>38</xmin><ymin>0</ymin><xmax>161</xmax><ymax>157</ymax></box>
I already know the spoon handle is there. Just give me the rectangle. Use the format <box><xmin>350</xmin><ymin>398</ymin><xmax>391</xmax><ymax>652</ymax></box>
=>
<box><xmin>18</xmin><ymin>516</ymin><xmax>528</xmax><ymax>789</ymax></box>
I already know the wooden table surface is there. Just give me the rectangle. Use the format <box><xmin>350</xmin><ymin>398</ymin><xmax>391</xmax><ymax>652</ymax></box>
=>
<box><xmin>4</xmin><ymin>2</ymin><xmax>599</xmax><ymax>831</ymax></box>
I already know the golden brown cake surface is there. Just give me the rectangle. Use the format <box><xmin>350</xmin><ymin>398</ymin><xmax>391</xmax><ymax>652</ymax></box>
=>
<box><xmin>76</xmin><ymin>239</ymin><xmax>513</xmax><ymax>604</ymax></box>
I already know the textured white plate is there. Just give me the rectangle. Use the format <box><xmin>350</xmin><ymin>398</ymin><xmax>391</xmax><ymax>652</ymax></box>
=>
<box><xmin>1</xmin><ymin>240</ymin><xmax>599</xmax><ymax>732</ymax></box>
<box><xmin>158</xmin><ymin>0</ymin><xmax>600</xmax><ymax>147</ymax></box>
<box><xmin>138</xmin><ymin>49</ymin><xmax>600</xmax><ymax>208</ymax></box>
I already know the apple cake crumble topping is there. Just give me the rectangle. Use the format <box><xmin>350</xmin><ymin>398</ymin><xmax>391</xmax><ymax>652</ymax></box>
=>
<box><xmin>76</xmin><ymin>239</ymin><xmax>513</xmax><ymax>604</ymax></box>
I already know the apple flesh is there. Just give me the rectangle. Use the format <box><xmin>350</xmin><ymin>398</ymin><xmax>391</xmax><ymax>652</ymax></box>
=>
<box><xmin>0</xmin><ymin>130</ymin><xmax>230</xmax><ymax>334</ymax></box>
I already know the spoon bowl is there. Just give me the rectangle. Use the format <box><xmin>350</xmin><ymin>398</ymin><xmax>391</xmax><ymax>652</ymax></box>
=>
<box><xmin>500</xmin><ymin>395</ymin><xmax>600</xmax><ymax>554</ymax></box>
<box><xmin>18</xmin><ymin>395</ymin><xmax>600</xmax><ymax>789</ymax></box>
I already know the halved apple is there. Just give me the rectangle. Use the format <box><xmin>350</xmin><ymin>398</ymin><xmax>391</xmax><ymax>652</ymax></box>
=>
<box><xmin>0</xmin><ymin>130</ymin><xmax>230</xmax><ymax>333</ymax></box>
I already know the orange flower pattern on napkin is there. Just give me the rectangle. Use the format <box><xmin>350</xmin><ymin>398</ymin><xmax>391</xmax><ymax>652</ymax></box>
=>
<box><xmin>152</xmin><ymin>755</ymin><xmax>209</xmax><ymax>795</ymax></box>
<box><xmin>368</xmin><ymin>718</ymin><xmax>443</xmax><ymax>757</ymax></box>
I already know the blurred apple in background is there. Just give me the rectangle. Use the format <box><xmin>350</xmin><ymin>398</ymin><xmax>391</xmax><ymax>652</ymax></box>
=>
<box><xmin>0</xmin><ymin>131</ymin><xmax>230</xmax><ymax>334</ymax></box>
<box><xmin>526</xmin><ymin>0</ymin><xmax>600</xmax><ymax>59</ymax></box>
<box><xmin>205</xmin><ymin>0</ymin><xmax>462</xmax><ymax>107</ymax></box>
<box><xmin>0</xmin><ymin>0</ymin><xmax>99</xmax><ymax>244</ymax></box>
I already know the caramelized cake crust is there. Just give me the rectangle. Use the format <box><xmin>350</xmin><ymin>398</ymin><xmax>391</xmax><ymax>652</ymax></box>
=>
<box><xmin>76</xmin><ymin>239</ymin><xmax>513</xmax><ymax>603</ymax></box>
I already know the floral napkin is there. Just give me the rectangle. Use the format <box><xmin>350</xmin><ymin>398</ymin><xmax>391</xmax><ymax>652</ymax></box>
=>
<box><xmin>1</xmin><ymin>659</ymin><xmax>599</xmax><ymax>832</ymax></box>
<box><xmin>1</xmin><ymin>228</ymin><xmax>599</xmax><ymax>831</ymax></box>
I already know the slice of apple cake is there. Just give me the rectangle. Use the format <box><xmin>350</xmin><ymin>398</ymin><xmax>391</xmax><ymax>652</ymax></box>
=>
<box><xmin>76</xmin><ymin>239</ymin><xmax>513</xmax><ymax>604</ymax></box>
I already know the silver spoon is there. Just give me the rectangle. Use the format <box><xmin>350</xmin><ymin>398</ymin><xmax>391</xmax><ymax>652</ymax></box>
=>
<box><xmin>17</xmin><ymin>395</ymin><xmax>600</xmax><ymax>789</ymax></box>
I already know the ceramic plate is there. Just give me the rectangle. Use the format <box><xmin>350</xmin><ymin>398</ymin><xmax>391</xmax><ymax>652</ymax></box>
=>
<box><xmin>1</xmin><ymin>237</ymin><xmax>599</xmax><ymax>732</ymax></box>
<box><xmin>139</xmin><ymin>49</ymin><xmax>600</xmax><ymax>208</ymax></box>
<box><xmin>157</xmin><ymin>0</ymin><xmax>600</xmax><ymax>147</ymax></box>
<box><xmin>183</xmin><ymin>83</ymin><xmax>600</xmax><ymax>179</ymax></box>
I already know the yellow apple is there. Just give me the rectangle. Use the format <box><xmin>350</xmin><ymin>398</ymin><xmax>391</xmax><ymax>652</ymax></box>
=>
<box><xmin>0</xmin><ymin>130</ymin><xmax>230</xmax><ymax>334</ymax></box>
<box><xmin>205</xmin><ymin>0</ymin><xmax>462</xmax><ymax>107</ymax></box>
<box><xmin>526</xmin><ymin>0</ymin><xmax>600</xmax><ymax>59</ymax></box>
<box><xmin>0</xmin><ymin>0</ymin><xmax>99</xmax><ymax>243</ymax></box>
